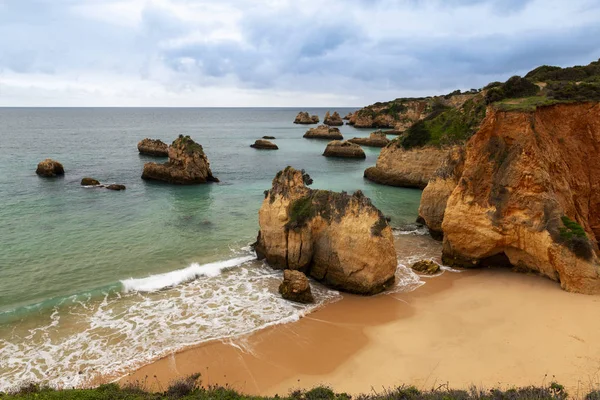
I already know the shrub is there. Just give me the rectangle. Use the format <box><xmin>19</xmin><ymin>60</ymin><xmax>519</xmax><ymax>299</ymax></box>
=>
<box><xmin>400</xmin><ymin>120</ymin><xmax>431</xmax><ymax>149</ymax></box>
<box><xmin>558</xmin><ymin>216</ymin><xmax>593</xmax><ymax>260</ymax></box>
<box><xmin>165</xmin><ymin>373</ymin><xmax>201</xmax><ymax>398</ymax></box>
<box><xmin>547</xmin><ymin>81</ymin><xmax>600</xmax><ymax>101</ymax></box>
<box><xmin>485</xmin><ymin>76</ymin><xmax>539</xmax><ymax>104</ymax></box>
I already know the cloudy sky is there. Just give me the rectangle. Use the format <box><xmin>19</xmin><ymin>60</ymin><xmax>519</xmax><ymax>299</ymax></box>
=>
<box><xmin>1</xmin><ymin>0</ymin><xmax>599</xmax><ymax>107</ymax></box>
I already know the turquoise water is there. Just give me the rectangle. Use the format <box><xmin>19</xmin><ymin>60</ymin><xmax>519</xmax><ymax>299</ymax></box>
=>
<box><xmin>0</xmin><ymin>108</ymin><xmax>426</xmax><ymax>389</ymax></box>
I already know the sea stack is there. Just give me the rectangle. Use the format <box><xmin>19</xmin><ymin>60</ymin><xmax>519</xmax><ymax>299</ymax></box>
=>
<box><xmin>323</xmin><ymin>111</ymin><xmax>343</xmax><ymax>126</ymax></box>
<box><xmin>323</xmin><ymin>140</ymin><xmax>366</xmax><ymax>159</ymax></box>
<box><xmin>294</xmin><ymin>112</ymin><xmax>320</xmax><ymax>124</ymax></box>
<box><xmin>141</xmin><ymin>135</ymin><xmax>219</xmax><ymax>184</ymax></box>
<box><xmin>250</xmin><ymin>139</ymin><xmax>278</xmax><ymax>150</ymax></box>
<box><xmin>36</xmin><ymin>159</ymin><xmax>65</xmax><ymax>177</ymax></box>
<box><xmin>348</xmin><ymin>131</ymin><xmax>391</xmax><ymax>148</ymax></box>
<box><xmin>303</xmin><ymin>125</ymin><xmax>343</xmax><ymax>140</ymax></box>
<box><xmin>137</xmin><ymin>138</ymin><xmax>168</xmax><ymax>157</ymax></box>
<box><xmin>419</xmin><ymin>103</ymin><xmax>600</xmax><ymax>294</ymax></box>
<box><xmin>255</xmin><ymin>167</ymin><xmax>397</xmax><ymax>294</ymax></box>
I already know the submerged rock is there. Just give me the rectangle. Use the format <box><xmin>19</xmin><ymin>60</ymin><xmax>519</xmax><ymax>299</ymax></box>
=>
<box><xmin>262</xmin><ymin>136</ymin><xmax>276</xmax><ymax>140</ymax></box>
<box><xmin>303</xmin><ymin>125</ymin><xmax>343</xmax><ymax>140</ymax></box>
<box><xmin>411</xmin><ymin>260</ymin><xmax>440</xmax><ymax>275</ymax></box>
<box><xmin>348</xmin><ymin>131</ymin><xmax>391</xmax><ymax>148</ymax></box>
<box><xmin>36</xmin><ymin>159</ymin><xmax>64</xmax><ymax>177</ymax></box>
<box><xmin>323</xmin><ymin>140</ymin><xmax>366</xmax><ymax>159</ymax></box>
<box><xmin>324</xmin><ymin>111</ymin><xmax>343</xmax><ymax>126</ymax></box>
<box><xmin>106</xmin><ymin>184</ymin><xmax>126</xmax><ymax>191</ymax></box>
<box><xmin>250</xmin><ymin>140</ymin><xmax>278</xmax><ymax>150</ymax></box>
<box><xmin>294</xmin><ymin>112</ymin><xmax>319</xmax><ymax>124</ymax></box>
<box><xmin>420</xmin><ymin>103</ymin><xmax>600</xmax><ymax>294</ymax></box>
<box><xmin>279</xmin><ymin>270</ymin><xmax>314</xmax><ymax>304</ymax></box>
<box><xmin>255</xmin><ymin>167</ymin><xmax>397</xmax><ymax>294</ymax></box>
<box><xmin>142</xmin><ymin>135</ymin><xmax>219</xmax><ymax>184</ymax></box>
<box><xmin>81</xmin><ymin>177</ymin><xmax>100</xmax><ymax>186</ymax></box>
<box><xmin>137</xmin><ymin>138</ymin><xmax>168</xmax><ymax>157</ymax></box>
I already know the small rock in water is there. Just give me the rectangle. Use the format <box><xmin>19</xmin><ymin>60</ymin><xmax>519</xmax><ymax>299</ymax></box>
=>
<box><xmin>279</xmin><ymin>270</ymin><xmax>314</xmax><ymax>304</ymax></box>
<box><xmin>411</xmin><ymin>260</ymin><xmax>440</xmax><ymax>275</ymax></box>
<box><xmin>250</xmin><ymin>139</ymin><xmax>278</xmax><ymax>150</ymax></box>
<box><xmin>36</xmin><ymin>159</ymin><xmax>64</xmax><ymax>177</ymax></box>
<box><xmin>81</xmin><ymin>177</ymin><xmax>100</xmax><ymax>186</ymax></box>
<box><xmin>262</xmin><ymin>136</ymin><xmax>276</xmax><ymax>139</ymax></box>
<box><xmin>105</xmin><ymin>184</ymin><xmax>126</xmax><ymax>191</ymax></box>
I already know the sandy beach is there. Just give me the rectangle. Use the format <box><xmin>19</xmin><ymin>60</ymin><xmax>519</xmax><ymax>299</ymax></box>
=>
<box><xmin>122</xmin><ymin>266</ymin><xmax>600</xmax><ymax>397</ymax></box>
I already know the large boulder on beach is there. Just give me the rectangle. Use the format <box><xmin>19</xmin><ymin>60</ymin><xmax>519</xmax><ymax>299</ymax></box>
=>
<box><xmin>324</xmin><ymin>111</ymin><xmax>343</xmax><ymax>126</ymax></box>
<box><xmin>294</xmin><ymin>112</ymin><xmax>319</xmax><ymax>124</ymax></box>
<box><xmin>137</xmin><ymin>138</ymin><xmax>168</xmax><ymax>157</ymax></box>
<box><xmin>323</xmin><ymin>140</ymin><xmax>366</xmax><ymax>159</ymax></box>
<box><xmin>251</xmin><ymin>140</ymin><xmax>278</xmax><ymax>150</ymax></box>
<box><xmin>255</xmin><ymin>167</ymin><xmax>397</xmax><ymax>294</ymax></box>
<box><xmin>36</xmin><ymin>159</ymin><xmax>64</xmax><ymax>177</ymax></box>
<box><xmin>303</xmin><ymin>125</ymin><xmax>343</xmax><ymax>140</ymax></box>
<box><xmin>279</xmin><ymin>270</ymin><xmax>314</xmax><ymax>304</ymax></box>
<box><xmin>348</xmin><ymin>131</ymin><xmax>390</xmax><ymax>148</ymax></box>
<box><xmin>141</xmin><ymin>135</ymin><xmax>219</xmax><ymax>184</ymax></box>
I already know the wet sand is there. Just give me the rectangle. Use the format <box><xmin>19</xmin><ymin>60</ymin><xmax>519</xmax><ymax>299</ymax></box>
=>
<box><xmin>122</xmin><ymin>267</ymin><xmax>600</xmax><ymax>397</ymax></box>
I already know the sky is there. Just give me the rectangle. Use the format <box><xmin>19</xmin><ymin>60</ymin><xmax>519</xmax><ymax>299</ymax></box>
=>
<box><xmin>1</xmin><ymin>0</ymin><xmax>599</xmax><ymax>107</ymax></box>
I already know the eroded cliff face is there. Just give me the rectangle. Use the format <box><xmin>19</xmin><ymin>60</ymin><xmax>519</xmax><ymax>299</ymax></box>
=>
<box><xmin>364</xmin><ymin>145</ymin><xmax>454</xmax><ymax>189</ymax></box>
<box><xmin>421</xmin><ymin>103</ymin><xmax>600</xmax><ymax>294</ymax></box>
<box><xmin>255</xmin><ymin>167</ymin><xmax>397</xmax><ymax>294</ymax></box>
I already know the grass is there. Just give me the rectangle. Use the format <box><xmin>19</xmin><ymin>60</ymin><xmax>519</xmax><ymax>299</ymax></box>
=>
<box><xmin>1</xmin><ymin>378</ymin><xmax>590</xmax><ymax>400</ymax></box>
<box><xmin>556</xmin><ymin>216</ymin><xmax>593</xmax><ymax>260</ymax></box>
<box><xmin>493</xmin><ymin>96</ymin><xmax>564</xmax><ymax>112</ymax></box>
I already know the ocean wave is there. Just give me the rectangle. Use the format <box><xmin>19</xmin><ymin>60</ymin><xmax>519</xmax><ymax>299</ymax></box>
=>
<box><xmin>121</xmin><ymin>255</ymin><xmax>256</xmax><ymax>293</ymax></box>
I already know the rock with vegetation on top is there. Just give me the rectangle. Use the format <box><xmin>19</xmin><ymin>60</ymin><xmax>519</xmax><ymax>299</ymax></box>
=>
<box><xmin>279</xmin><ymin>270</ymin><xmax>314</xmax><ymax>304</ymax></box>
<box><xmin>303</xmin><ymin>125</ymin><xmax>343</xmax><ymax>140</ymax></box>
<box><xmin>137</xmin><ymin>138</ymin><xmax>168</xmax><ymax>157</ymax></box>
<box><xmin>411</xmin><ymin>260</ymin><xmax>441</xmax><ymax>275</ymax></box>
<box><xmin>81</xmin><ymin>177</ymin><xmax>100</xmax><ymax>186</ymax></box>
<box><xmin>141</xmin><ymin>135</ymin><xmax>219</xmax><ymax>184</ymax></box>
<box><xmin>255</xmin><ymin>167</ymin><xmax>397</xmax><ymax>294</ymax></box>
<box><xmin>294</xmin><ymin>112</ymin><xmax>319</xmax><ymax>124</ymax></box>
<box><xmin>323</xmin><ymin>140</ymin><xmax>366</xmax><ymax>159</ymax></box>
<box><xmin>420</xmin><ymin>103</ymin><xmax>600</xmax><ymax>294</ymax></box>
<box><xmin>105</xmin><ymin>184</ymin><xmax>126</xmax><ymax>191</ymax></box>
<box><xmin>323</xmin><ymin>111</ymin><xmax>343</xmax><ymax>126</ymax></box>
<box><xmin>36</xmin><ymin>159</ymin><xmax>65</xmax><ymax>177</ymax></box>
<box><xmin>262</xmin><ymin>136</ymin><xmax>276</xmax><ymax>139</ymax></box>
<box><xmin>250</xmin><ymin>140</ymin><xmax>278</xmax><ymax>150</ymax></box>
<box><xmin>348</xmin><ymin>131</ymin><xmax>391</xmax><ymax>148</ymax></box>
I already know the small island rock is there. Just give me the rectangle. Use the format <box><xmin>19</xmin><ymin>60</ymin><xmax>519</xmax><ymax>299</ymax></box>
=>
<box><xmin>36</xmin><ymin>159</ymin><xmax>65</xmax><ymax>177</ymax></box>
<box><xmin>303</xmin><ymin>125</ymin><xmax>343</xmax><ymax>140</ymax></box>
<box><xmin>106</xmin><ymin>184</ymin><xmax>126</xmax><ymax>191</ymax></box>
<box><xmin>411</xmin><ymin>260</ymin><xmax>441</xmax><ymax>275</ymax></box>
<box><xmin>262</xmin><ymin>136</ymin><xmax>276</xmax><ymax>139</ymax></box>
<box><xmin>349</xmin><ymin>131</ymin><xmax>391</xmax><ymax>148</ymax></box>
<box><xmin>323</xmin><ymin>140</ymin><xmax>366</xmax><ymax>159</ymax></box>
<box><xmin>279</xmin><ymin>270</ymin><xmax>314</xmax><ymax>304</ymax></box>
<box><xmin>137</xmin><ymin>138</ymin><xmax>168</xmax><ymax>157</ymax></box>
<box><xmin>142</xmin><ymin>135</ymin><xmax>219</xmax><ymax>184</ymax></box>
<box><xmin>251</xmin><ymin>140</ymin><xmax>278</xmax><ymax>150</ymax></box>
<box><xmin>81</xmin><ymin>177</ymin><xmax>100</xmax><ymax>186</ymax></box>
<box><xmin>324</xmin><ymin>111</ymin><xmax>343</xmax><ymax>126</ymax></box>
<box><xmin>294</xmin><ymin>112</ymin><xmax>319</xmax><ymax>124</ymax></box>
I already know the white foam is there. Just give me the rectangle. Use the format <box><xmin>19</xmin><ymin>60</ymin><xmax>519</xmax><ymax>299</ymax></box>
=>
<box><xmin>121</xmin><ymin>255</ymin><xmax>256</xmax><ymax>293</ymax></box>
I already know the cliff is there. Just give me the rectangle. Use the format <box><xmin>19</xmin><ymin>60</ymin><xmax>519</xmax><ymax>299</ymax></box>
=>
<box><xmin>255</xmin><ymin>167</ymin><xmax>397</xmax><ymax>294</ymax></box>
<box><xmin>419</xmin><ymin>103</ymin><xmax>600</xmax><ymax>294</ymax></box>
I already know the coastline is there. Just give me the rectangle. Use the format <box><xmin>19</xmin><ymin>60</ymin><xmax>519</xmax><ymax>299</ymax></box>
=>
<box><xmin>121</xmin><ymin>265</ymin><xmax>600</xmax><ymax>397</ymax></box>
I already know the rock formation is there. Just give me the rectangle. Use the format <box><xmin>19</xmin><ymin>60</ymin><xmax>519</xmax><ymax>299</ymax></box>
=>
<box><xmin>303</xmin><ymin>125</ymin><xmax>343</xmax><ymax>140</ymax></box>
<box><xmin>106</xmin><ymin>184</ymin><xmax>126</xmax><ymax>191</ymax></box>
<box><xmin>348</xmin><ymin>131</ymin><xmax>391</xmax><ymax>148</ymax></box>
<box><xmin>142</xmin><ymin>135</ymin><xmax>219</xmax><ymax>184</ymax></box>
<box><xmin>343</xmin><ymin>112</ymin><xmax>353</xmax><ymax>120</ymax></box>
<box><xmin>262</xmin><ymin>136</ymin><xmax>276</xmax><ymax>139</ymax></box>
<box><xmin>250</xmin><ymin>140</ymin><xmax>278</xmax><ymax>150</ymax></box>
<box><xmin>137</xmin><ymin>138</ymin><xmax>168</xmax><ymax>157</ymax></box>
<box><xmin>294</xmin><ymin>112</ymin><xmax>319</xmax><ymax>124</ymax></box>
<box><xmin>323</xmin><ymin>140</ymin><xmax>366</xmax><ymax>159</ymax></box>
<box><xmin>364</xmin><ymin>145</ymin><xmax>453</xmax><ymax>189</ymax></box>
<box><xmin>279</xmin><ymin>270</ymin><xmax>314</xmax><ymax>304</ymax></box>
<box><xmin>411</xmin><ymin>260</ymin><xmax>440</xmax><ymax>275</ymax></box>
<box><xmin>324</xmin><ymin>111</ymin><xmax>343</xmax><ymax>126</ymax></box>
<box><xmin>255</xmin><ymin>167</ymin><xmax>397</xmax><ymax>294</ymax></box>
<box><xmin>419</xmin><ymin>103</ymin><xmax>600</xmax><ymax>294</ymax></box>
<box><xmin>81</xmin><ymin>177</ymin><xmax>100</xmax><ymax>186</ymax></box>
<box><xmin>36</xmin><ymin>159</ymin><xmax>64</xmax><ymax>177</ymax></box>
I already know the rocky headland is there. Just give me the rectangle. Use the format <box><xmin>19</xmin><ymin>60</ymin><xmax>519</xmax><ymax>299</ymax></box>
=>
<box><xmin>36</xmin><ymin>159</ymin><xmax>64</xmax><ymax>177</ymax></box>
<box><xmin>294</xmin><ymin>112</ymin><xmax>319</xmax><ymax>124</ymax></box>
<box><xmin>141</xmin><ymin>135</ymin><xmax>219</xmax><ymax>184</ymax></box>
<box><xmin>255</xmin><ymin>167</ymin><xmax>397</xmax><ymax>294</ymax></box>
<box><xmin>323</xmin><ymin>111</ymin><xmax>343</xmax><ymax>126</ymax></box>
<box><xmin>348</xmin><ymin>131</ymin><xmax>390</xmax><ymax>147</ymax></box>
<box><xmin>323</xmin><ymin>140</ymin><xmax>366</xmax><ymax>159</ymax></box>
<box><xmin>251</xmin><ymin>140</ymin><xmax>278</xmax><ymax>150</ymax></box>
<box><xmin>419</xmin><ymin>103</ymin><xmax>600</xmax><ymax>294</ymax></box>
<box><xmin>137</xmin><ymin>138</ymin><xmax>168</xmax><ymax>157</ymax></box>
<box><xmin>303</xmin><ymin>125</ymin><xmax>343</xmax><ymax>140</ymax></box>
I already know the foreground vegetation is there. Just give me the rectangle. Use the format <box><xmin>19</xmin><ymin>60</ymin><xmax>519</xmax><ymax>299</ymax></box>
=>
<box><xmin>2</xmin><ymin>376</ymin><xmax>600</xmax><ymax>400</ymax></box>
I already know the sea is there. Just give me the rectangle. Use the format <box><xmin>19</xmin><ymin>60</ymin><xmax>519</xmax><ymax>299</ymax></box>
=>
<box><xmin>0</xmin><ymin>108</ymin><xmax>440</xmax><ymax>391</ymax></box>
